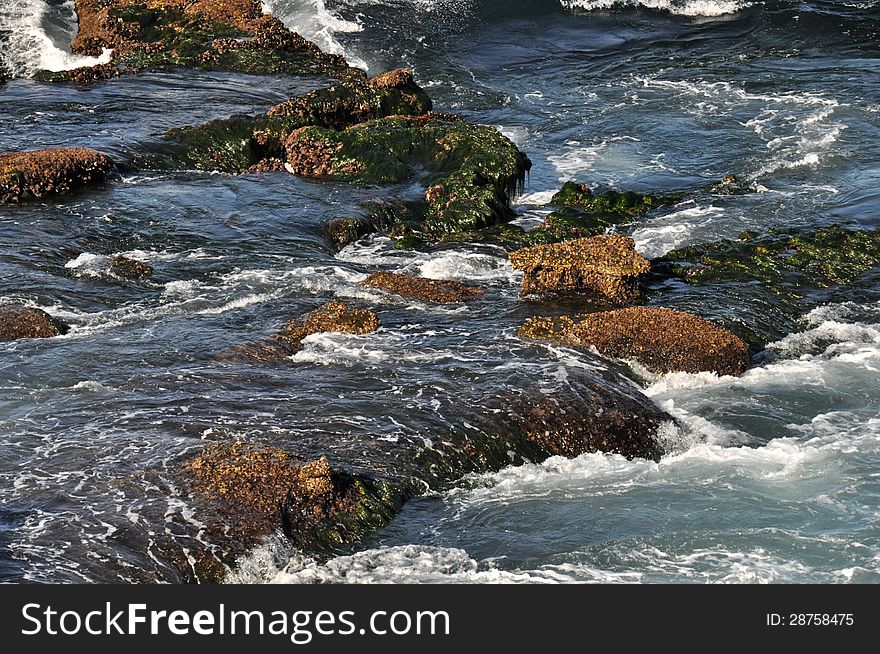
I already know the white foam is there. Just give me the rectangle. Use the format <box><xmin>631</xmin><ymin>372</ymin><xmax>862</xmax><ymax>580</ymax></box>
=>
<box><xmin>548</xmin><ymin>136</ymin><xmax>642</xmax><ymax>180</ymax></box>
<box><xmin>337</xmin><ymin>236</ymin><xmax>519</xmax><ymax>284</ymax></box>
<box><xmin>561</xmin><ymin>0</ymin><xmax>752</xmax><ymax>17</ymax></box>
<box><xmin>632</xmin><ymin>204</ymin><xmax>725</xmax><ymax>258</ymax></box>
<box><xmin>0</xmin><ymin>0</ymin><xmax>111</xmax><ymax>78</ymax></box>
<box><xmin>262</xmin><ymin>0</ymin><xmax>368</xmax><ymax>70</ymax></box>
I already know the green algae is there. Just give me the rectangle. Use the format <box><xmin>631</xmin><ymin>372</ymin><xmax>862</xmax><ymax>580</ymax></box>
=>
<box><xmin>655</xmin><ymin>226</ymin><xmax>880</xmax><ymax>288</ymax></box>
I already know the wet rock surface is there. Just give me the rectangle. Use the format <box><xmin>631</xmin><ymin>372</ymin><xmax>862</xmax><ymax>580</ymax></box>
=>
<box><xmin>0</xmin><ymin>304</ymin><xmax>70</xmax><ymax>341</ymax></box>
<box><xmin>520</xmin><ymin>307</ymin><xmax>751</xmax><ymax>376</ymax></box>
<box><xmin>60</xmin><ymin>0</ymin><xmax>350</xmax><ymax>80</ymax></box>
<box><xmin>109</xmin><ymin>255</ymin><xmax>154</xmax><ymax>280</ymax></box>
<box><xmin>361</xmin><ymin>272</ymin><xmax>484</xmax><ymax>303</ymax></box>
<box><xmin>0</xmin><ymin>148</ymin><xmax>112</xmax><ymax>203</ymax></box>
<box><xmin>234</xmin><ymin>301</ymin><xmax>381</xmax><ymax>362</ymax></box>
<box><xmin>510</xmin><ymin>235</ymin><xmax>650</xmax><ymax>302</ymax></box>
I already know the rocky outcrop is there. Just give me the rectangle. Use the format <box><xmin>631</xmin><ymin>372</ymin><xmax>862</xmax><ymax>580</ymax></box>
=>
<box><xmin>361</xmin><ymin>272</ymin><xmax>484</xmax><ymax>303</ymax></box>
<box><xmin>109</xmin><ymin>255</ymin><xmax>154</xmax><ymax>280</ymax></box>
<box><xmin>509</xmin><ymin>235</ymin><xmax>650</xmax><ymax>302</ymax></box>
<box><xmin>507</xmin><ymin>379</ymin><xmax>669</xmax><ymax>462</ymax></box>
<box><xmin>520</xmin><ymin>307</ymin><xmax>751</xmax><ymax>376</ymax></box>
<box><xmin>654</xmin><ymin>226</ymin><xmax>880</xmax><ymax>289</ymax></box>
<box><xmin>267</xmin><ymin>68</ymin><xmax>432</xmax><ymax>129</ymax></box>
<box><xmin>0</xmin><ymin>304</ymin><xmax>70</xmax><ymax>340</ymax></box>
<box><xmin>58</xmin><ymin>0</ymin><xmax>350</xmax><ymax>80</ymax></box>
<box><xmin>153</xmin><ymin>73</ymin><xmax>433</xmax><ymax>174</ymax></box>
<box><xmin>235</xmin><ymin>301</ymin><xmax>380</xmax><ymax>362</ymax></box>
<box><xmin>283</xmin><ymin>116</ymin><xmax>530</xmax><ymax>237</ymax></box>
<box><xmin>187</xmin><ymin>442</ymin><xmax>407</xmax><ymax>554</ymax></box>
<box><xmin>0</xmin><ymin>148</ymin><xmax>112</xmax><ymax>203</ymax></box>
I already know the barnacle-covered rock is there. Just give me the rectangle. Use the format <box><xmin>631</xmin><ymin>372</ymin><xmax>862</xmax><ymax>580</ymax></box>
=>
<box><xmin>0</xmin><ymin>148</ymin><xmax>112</xmax><ymax>203</ymax></box>
<box><xmin>361</xmin><ymin>272</ymin><xmax>484</xmax><ymax>303</ymax></box>
<box><xmin>0</xmin><ymin>304</ymin><xmax>70</xmax><ymax>341</ymax></box>
<box><xmin>520</xmin><ymin>307</ymin><xmax>751</xmax><ymax>376</ymax></box>
<box><xmin>509</xmin><ymin>235</ymin><xmax>650</xmax><ymax>302</ymax></box>
<box><xmin>234</xmin><ymin>301</ymin><xmax>380</xmax><ymax>362</ymax></box>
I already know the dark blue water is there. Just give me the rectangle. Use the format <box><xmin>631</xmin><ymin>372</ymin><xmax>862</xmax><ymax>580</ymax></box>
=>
<box><xmin>1</xmin><ymin>0</ymin><xmax>879</xmax><ymax>583</ymax></box>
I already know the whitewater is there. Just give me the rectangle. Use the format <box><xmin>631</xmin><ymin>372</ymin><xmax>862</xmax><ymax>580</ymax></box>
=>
<box><xmin>0</xmin><ymin>0</ymin><xmax>878</xmax><ymax>584</ymax></box>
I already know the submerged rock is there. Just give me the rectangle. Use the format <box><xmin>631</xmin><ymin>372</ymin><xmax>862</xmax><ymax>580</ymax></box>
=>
<box><xmin>187</xmin><ymin>441</ymin><xmax>407</xmax><ymax>555</ymax></box>
<box><xmin>361</xmin><ymin>272</ymin><xmax>484</xmax><ymax>303</ymax></box>
<box><xmin>520</xmin><ymin>307</ymin><xmax>751</xmax><ymax>376</ymax></box>
<box><xmin>509</xmin><ymin>235</ymin><xmax>650</xmax><ymax>303</ymax></box>
<box><xmin>0</xmin><ymin>304</ymin><xmax>70</xmax><ymax>341</ymax></box>
<box><xmin>109</xmin><ymin>255</ymin><xmax>154</xmax><ymax>280</ymax></box>
<box><xmin>508</xmin><ymin>378</ymin><xmax>669</xmax><ymax>462</ymax></box>
<box><xmin>60</xmin><ymin>0</ymin><xmax>350</xmax><ymax>80</ymax></box>
<box><xmin>0</xmin><ymin>148</ymin><xmax>112</xmax><ymax>203</ymax></box>
<box><xmin>235</xmin><ymin>301</ymin><xmax>380</xmax><ymax>362</ymax></box>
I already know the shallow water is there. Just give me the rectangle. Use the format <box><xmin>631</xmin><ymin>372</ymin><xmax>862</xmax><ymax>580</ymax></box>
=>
<box><xmin>1</xmin><ymin>0</ymin><xmax>879</xmax><ymax>583</ymax></box>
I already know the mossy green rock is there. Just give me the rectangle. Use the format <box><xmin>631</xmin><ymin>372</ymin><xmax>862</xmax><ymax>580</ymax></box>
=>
<box><xmin>655</xmin><ymin>226</ymin><xmax>880</xmax><ymax>288</ymax></box>
<box><xmin>152</xmin><ymin>73</ymin><xmax>433</xmax><ymax>173</ymax></box>
<box><xmin>285</xmin><ymin>116</ymin><xmax>531</xmax><ymax>237</ymax></box>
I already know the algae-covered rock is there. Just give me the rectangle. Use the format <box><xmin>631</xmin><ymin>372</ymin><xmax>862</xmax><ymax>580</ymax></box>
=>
<box><xmin>54</xmin><ymin>0</ymin><xmax>350</xmax><ymax>81</ymax></box>
<box><xmin>110</xmin><ymin>255</ymin><xmax>154</xmax><ymax>280</ymax></box>
<box><xmin>361</xmin><ymin>272</ymin><xmax>484</xmax><ymax>303</ymax></box>
<box><xmin>520</xmin><ymin>307</ymin><xmax>751</xmax><ymax>376</ymax></box>
<box><xmin>187</xmin><ymin>441</ymin><xmax>408</xmax><ymax>554</ymax></box>
<box><xmin>33</xmin><ymin>63</ymin><xmax>122</xmax><ymax>84</ymax></box>
<box><xmin>509</xmin><ymin>235</ymin><xmax>650</xmax><ymax>303</ymax></box>
<box><xmin>0</xmin><ymin>148</ymin><xmax>112</xmax><ymax>203</ymax></box>
<box><xmin>654</xmin><ymin>226</ymin><xmax>880</xmax><ymax>289</ymax></box>
<box><xmin>268</xmin><ymin>68</ymin><xmax>432</xmax><ymax>128</ymax></box>
<box><xmin>551</xmin><ymin>181</ymin><xmax>674</xmax><ymax>215</ymax></box>
<box><xmin>234</xmin><ymin>301</ymin><xmax>380</xmax><ymax>362</ymax></box>
<box><xmin>513</xmin><ymin>181</ymin><xmax>682</xmax><ymax>245</ymax></box>
<box><xmin>284</xmin><ymin>115</ymin><xmax>530</xmax><ymax>236</ymax></box>
<box><xmin>0</xmin><ymin>304</ymin><xmax>70</xmax><ymax>341</ymax></box>
<box><xmin>155</xmin><ymin>76</ymin><xmax>433</xmax><ymax>174</ymax></box>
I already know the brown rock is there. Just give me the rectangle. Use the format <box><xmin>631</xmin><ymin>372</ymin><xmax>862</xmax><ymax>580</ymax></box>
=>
<box><xmin>233</xmin><ymin>301</ymin><xmax>380</xmax><ymax>362</ymax></box>
<box><xmin>511</xmin><ymin>378</ymin><xmax>669</xmax><ymax>462</ymax></box>
<box><xmin>366</xmin><ymin>67</ymin><xmax>414</xmax><ymax>90</ymax></box>
<box><xmin>509</xmin><ymin>235</ymin><xmax>650</xmax><ymax>303</ymax></box>
<box><xmin>109</xmin><ymin>255</ymin><xmax>153</xmax><ymax>280</ymax></box>
<box><xmin>361</xmin><ymin>272</ymin><xmax>484</xmax><ymax>303</ymax></box>
<box><xmin>0</xmin><ymin>148</ymin><xmax>112</xmax><ymax>203</ymax></box>
<box><xmin>521</xmin><ymin>306</ymin><xmax>751</xmax><ymax>376</ymax></box>
<box><xmin>185</xmin><ymin>441</ymin><xmax>405</xmax><ymax>555</ymax></box>
<box><xmin>0</xmin><ymin>304</ymin><xmax>70</xmax><ymax>340</ymax></box>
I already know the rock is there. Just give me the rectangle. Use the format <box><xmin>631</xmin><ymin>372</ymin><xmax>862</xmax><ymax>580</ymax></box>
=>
<box><xmin>520</xmin><ymin>307</ymin><xmax>751</xmax><ymax>376</ymax></box>
<box><xmin>653</xmin><ymin>226</ymin><xmax>880</xmax><ymax>288</ymax></box>
<box><xmin>361</xmin><ymin>272</ymin><xmax>484</xmax><ymax>303</ymax></box>
<box><xmin>187</xmin><ymin>441</ymin><xmax>407</xmax><ymax>552</ymax></box>
<box><xmin>109</xmin><ymin>255</ymin><xmax>154</xmax><ymax>280</ymax></box>
<box><xmin>283</xmin><ymin>115</ymin><xmax>531</xmax><ymax>236</ymax></box>
<box><xmin>61</xmin><ymin>0</ymin><xmax>351</xmax><ymax>80</ymax></box>
<box><xmin>33</xmin><ymin>63</ymin><xmax>121</xmax><ymax>84</ymax></box>
<box><xmin>708</xmin><ymin>174</ymin><xmax>750</xmax><ymax>195</ymax></box>
<box><xmin>507</xmin><ymin>377</ymin><xmax>670</xmax><ymax>462</ymax></box>
<box><xmin>234</xmin><ymin>301</ymin><xmax>380</xmax><ymax>362</ymax></box>
<box><xmin>267</xmin><ymin>68</ymin><xmax>432</xmax><ymax>129</ymax></box>
<box><xmin>154</xmin><ymin>79</ymin><xmax>434</xmax><ymax>174</ymax></box>
<box><xmin>509</xmin><ymin>235</ymin><xmax>650</xmax><ymax>302</ymax></box>
<box><xmin>0</xmin><ymin>304</ymin><xmax>70</xmax><ymax>340</ymax></box>
<box><xmin>551</xmin><ymin>181</ymin><xmax>675</xmax><ymax>214</ymax></box>
<box><xmin>0</xmin><ymin>148</ymin><xmax>112</xmax><ymax>203</ymax></box>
